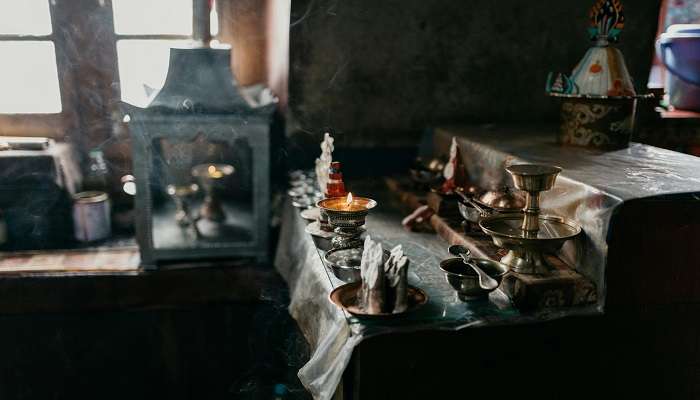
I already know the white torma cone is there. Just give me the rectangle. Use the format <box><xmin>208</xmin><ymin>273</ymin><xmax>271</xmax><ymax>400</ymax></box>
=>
<box><xmin>315</xmin><ymin>133</ymin><xmax>334</xmax><ymax>193</ymax></box>
<box><xmin>360</xmin><ymin>235</ymin><xmax>385</xmax><ymax>314</ymax></box>
<box><xmin>385</xmin><ymin>244</ymin><xmax>409</xmax><ymax>313</ymax></box>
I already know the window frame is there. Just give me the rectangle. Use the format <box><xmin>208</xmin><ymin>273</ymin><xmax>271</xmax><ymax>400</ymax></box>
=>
<box><xmin>0</xmin><ymin>1</ymin><xmax>76</xmax><ymax>139</ymax></box>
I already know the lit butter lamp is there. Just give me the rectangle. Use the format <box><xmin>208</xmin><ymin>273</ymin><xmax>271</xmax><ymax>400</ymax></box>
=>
<box><xmin>191</xmin><ymin>163</ymin><xmax>235</xmax><ymax>224</ymax></box>
<box><xmin>317</xmin><ymin>193</ymin><xmax>377</xmax><ymax>249</ymax></box>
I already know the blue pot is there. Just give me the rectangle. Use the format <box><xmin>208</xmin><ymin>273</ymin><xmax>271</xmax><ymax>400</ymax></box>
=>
<box><xmin>657</xmin><ymin>24</ymin><xmax>700</xmax><ymax>111</ymax></box>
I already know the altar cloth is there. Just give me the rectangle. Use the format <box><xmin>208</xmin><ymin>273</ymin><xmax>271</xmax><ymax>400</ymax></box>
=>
<box><xmin>434</xmin><ymin>124</ymin><xmax>700</xmax><ymax>307</ymax></box>
<box><xmin>274</xmin><ymin>182</ymin><xmax>600</xmax><ymax>400</ymax></box>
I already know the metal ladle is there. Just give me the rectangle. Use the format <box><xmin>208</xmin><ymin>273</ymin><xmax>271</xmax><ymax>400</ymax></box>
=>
<box><xmin>448</xmin><ymin>245</ymin><xmax>499</xmax><ymax>290</ymax></box>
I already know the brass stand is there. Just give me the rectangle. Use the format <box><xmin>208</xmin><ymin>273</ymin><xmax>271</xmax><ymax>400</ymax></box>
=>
<box><xmin>480</xmin><ymin>164</ymin><xmax>581</xmax><ymax>275</ymax></box>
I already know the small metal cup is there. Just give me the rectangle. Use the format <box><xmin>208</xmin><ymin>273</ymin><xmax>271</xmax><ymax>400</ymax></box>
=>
<box><xmin>439</xmin><ymin>257</ymin><xmax>508</xmax><ymax>301</ymax></box>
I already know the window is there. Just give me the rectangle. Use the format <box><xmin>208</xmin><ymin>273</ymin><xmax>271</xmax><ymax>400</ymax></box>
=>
<box><xmin>113</xmin><ymin>0</ymin><xmax>219</xmax><ymax>107</ymax></box>
<box><xmin>0</xmin><ymin>0</ymin><xmax>61</xmax><ymax>113</ymax></box>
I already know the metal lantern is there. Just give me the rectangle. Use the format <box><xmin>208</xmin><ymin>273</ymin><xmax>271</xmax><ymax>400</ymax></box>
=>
<box><xmin>121</xmin><ymin>38</ymin><xmax>276</xmax><ymax>268</ymax></box>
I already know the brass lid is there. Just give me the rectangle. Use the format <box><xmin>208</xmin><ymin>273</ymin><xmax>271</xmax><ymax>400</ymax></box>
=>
<box><xmin>73</xmin><ymin>191</ymin><xmax>109</xmax><ymax>203</ymax></box>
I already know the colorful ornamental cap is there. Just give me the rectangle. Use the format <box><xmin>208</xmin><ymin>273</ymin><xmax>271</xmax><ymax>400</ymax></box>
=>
<box><xmin>588</xmin><ymin>0</ymin><xmax>625</xmax><ymax>42</ymax></box>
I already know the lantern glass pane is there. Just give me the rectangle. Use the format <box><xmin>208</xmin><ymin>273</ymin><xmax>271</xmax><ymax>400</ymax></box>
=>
<box><xmin>150</xmin><ymin>135</ymin><xmax>254</xmax><ymax>250</ymax></box>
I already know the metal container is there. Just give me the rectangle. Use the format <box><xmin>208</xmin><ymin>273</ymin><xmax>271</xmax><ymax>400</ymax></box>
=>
<box><xmin>73</xmin><ymin>191</ymin><xmax>111</xmax><ymax>242</ymax></box>
<box><xmin>457</xmin><ymin>200</ymin><xmax>483</xmax><ymax>224</ymax></box>
<box><xmin>455</xmin><ymin>187</ymin><xmax>523</xmax><ymax>225</ymax></box>
<box><xmin>657</xmin><ymin>25</ymin><xmax>700</xmax><ymax>111</ymax></box>
<box><xmin>317</xmin><ymin>196</ymin><xmax>377</xmax><ymax>249</ymax></box>
<box><xmin>324</xmin><ymin>247</ymin><xmax>389</xmax><ymax>283</ymax></box>
<box><xmin>305</xmin><ymin>221</ymin><xmax>334</xmax><ymax>251</ymax></box>
<box><xmin>439</xmin><ymin>257</ymin><xmax>508</xmax><ymax>301</ymax></box>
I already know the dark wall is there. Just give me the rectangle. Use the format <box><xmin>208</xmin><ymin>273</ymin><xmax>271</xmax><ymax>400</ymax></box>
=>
<box><xmin>288</xmin><ymin>0</ymin><xmax>661</xmax><ymax>146</ymax></box>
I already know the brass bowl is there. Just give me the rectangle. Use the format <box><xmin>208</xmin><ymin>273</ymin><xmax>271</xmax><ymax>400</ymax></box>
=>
<box><xmin>506</xmin><ymin>164</ymin><xmax>561</xmax><ymax>193</ymax></box>
<box><xmin>473</xmin><ymin>186</ymin><xmax>525</xmax><ymax>213</ymax></box>
<box><xmin>329</xmin><ymin>282</ymin><xmax>428</xmax><ymax>318</ymax></box>
<box><xmin>439</xmin><ymin>257</ymin><xmax>508</xmax><ymax>301</ymax></box>
<box><xmin>317</xmin><ymin>197</ymin><xmax>377</xmax><ymax>229</ymax></box>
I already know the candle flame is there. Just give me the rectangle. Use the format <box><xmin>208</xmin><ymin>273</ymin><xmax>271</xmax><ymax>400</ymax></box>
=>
<box><xmin>346</xmin><ymin>192</ymin><xmax>353</xmax><ymax>206</ymax></box>
<box><xmin>207</xmin><ymin>165</ymin><xmax>223</xmax><ymax>179</ymax></box>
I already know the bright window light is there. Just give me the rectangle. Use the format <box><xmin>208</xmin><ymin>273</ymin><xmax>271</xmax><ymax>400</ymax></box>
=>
<box><xmin>0</xmin><ymin>42</ymin><xmax>61</xmax><ymax>113</ymax></box>
<box><xmin>112</xmin><ymin>0</ymin><xmax>192</xmax><ymax>35</ymax></box>
<box><xmin>0</xmin><ymin>0</ymin><xmax>52</xmax><ymax>35</ymax></box>
<box><xmin>117</xmin><ymin>40</ymin><xmax>190</xmax><ymax>107</ymax></box>
<box><xmin>211</xmin><ymin>1</ymin><xmax>219</xmax><ymax>36</ymax></box>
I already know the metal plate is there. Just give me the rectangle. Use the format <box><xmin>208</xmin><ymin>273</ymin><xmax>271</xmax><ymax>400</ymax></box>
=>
<box><xmin>479</xmin><ymin>214</ymin><xmax>581</xmax><ymax>242</ymax></box>
<box><xmin>300</xmin><ymin>207</ymin><xmax>321</xmax><ymax>222</ymax></box>
<box><xmin>305</xmin><ymin>221</ymin><xmax>334</xmax><ymax>239</ymax></box>
<box><xmin>329</xmin><ymin>282</ymin><xmax>428</xmax><ymax>318</ymax></box>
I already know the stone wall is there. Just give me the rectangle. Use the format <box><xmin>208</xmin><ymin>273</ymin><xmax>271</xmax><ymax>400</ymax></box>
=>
<box><xmin>288</xmin><ymin>0</ymin><xmax>661</xmax><ymax>146</ymax></box>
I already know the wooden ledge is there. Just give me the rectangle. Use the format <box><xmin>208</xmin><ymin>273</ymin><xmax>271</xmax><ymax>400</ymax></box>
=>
<box><xmin>0</xmin><ymin>247</ymin><xmax>277</xmax><ymax>314</ymax></box>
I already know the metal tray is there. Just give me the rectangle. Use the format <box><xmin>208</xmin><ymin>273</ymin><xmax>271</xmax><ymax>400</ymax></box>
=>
<box><xmin>329</xmin><ymin>282</ymin><xmax>428</xmax><ymax>318</ymax></box>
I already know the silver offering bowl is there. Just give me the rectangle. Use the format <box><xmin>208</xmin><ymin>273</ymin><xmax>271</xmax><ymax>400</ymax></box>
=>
<box><xmin>440</xmin><ymin>257</ymin><xmax>508</xmax><ymax>301</ymax></box>
<box><xmin>317</xmin><ymin>196</ymin><xmax>377</xmax><ymax>250</ymax></box>
<box><xmin>324</xmin><ymin>247</ymin><xmax>390</xmax><ymax>283</ymax></box>
<box><xmin>191</xmin><ymin>163</ymin><xmax>235</xmax><ymax>223</ymax></box>
<box><xmin>479</xmin><ymin>164</ymin><xmax>581</xmax><ymax>275</ymax></box>
<box><xmin>166</xmin><ymin>183</ymin><xmax>199</xmax><ymax>227</ymax></box>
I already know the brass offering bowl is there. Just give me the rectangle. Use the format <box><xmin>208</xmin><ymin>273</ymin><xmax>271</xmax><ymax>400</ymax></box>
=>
<box><xmin>317</xmin><ymin>195</ymin><xmax>377</xmax><ymax>249</ymax></box>
<box><xmin>440</xmin><ymin>257</ymin><xmax>508</xmax><ymax>301</ymax></box>
<box><xmin>455</xmin><ymin>186</ymin><xmax>523</xmax><ymax>225</ymax></box>
<box><xmin>474</xmin><ymin>186</ymin><xmax>525</xmax><ymax>212</ymax></box>
<box><xmin>506</xmin><ymin>164</ymin><xmax>561</xmax><ymax>232</ymax></box>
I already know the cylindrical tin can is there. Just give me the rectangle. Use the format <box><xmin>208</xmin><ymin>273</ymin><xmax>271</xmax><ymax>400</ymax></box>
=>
<box><xmin>73</xmin><ymin>191</ymin><xmax>111</xmax><ymax>242</ymax></box>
